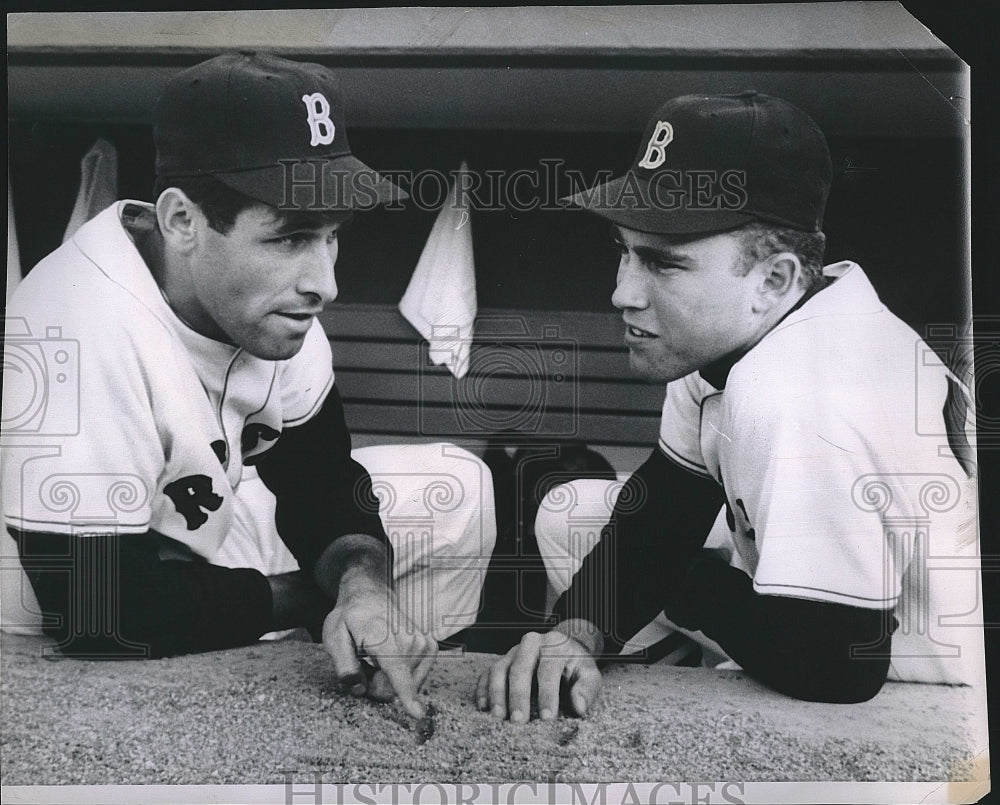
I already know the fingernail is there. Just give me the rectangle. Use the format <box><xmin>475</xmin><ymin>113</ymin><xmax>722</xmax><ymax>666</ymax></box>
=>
<box><xmin>477</xmin><ymin>698</ymin><xmax>487</xmax><ymax>710</ymax></box>
<box><xmin>540</xmin><ymin>708</ymin><xmax>553</xmax><ymax>720</ymax></box>
<box><xmin>491</xmin><ymin>705</ymin><xmax>504</xmax><ymax>718</ymax></box>
<box><xmin>350</xmin><ymin>683</ymin><xmax>366</xmax><ymax>696</ymax></box>
<box><xmin>511</xmin><ymin>710</ymin><xmax>525</xmax><ymax>724</ymax></box>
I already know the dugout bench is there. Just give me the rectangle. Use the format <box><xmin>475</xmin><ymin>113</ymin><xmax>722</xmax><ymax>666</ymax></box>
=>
<box><xmin>322</xmin><ymin>303</ymin><xmax>662</xmax><ymax>473</ymax></box>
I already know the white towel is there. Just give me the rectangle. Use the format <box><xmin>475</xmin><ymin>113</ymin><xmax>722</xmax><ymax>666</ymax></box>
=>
<box><xmin>62</xmin><ymin>138</ymin><xmax>119</xmax><ymax>242</ymax></box>
<box><xmin>399</xmin><ymin>162</ymin><xmax>477</xmax><ymax>379</ymax></box>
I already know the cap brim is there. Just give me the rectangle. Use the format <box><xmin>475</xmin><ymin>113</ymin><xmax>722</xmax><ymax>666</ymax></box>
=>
<box><xmin>212</xmin><ymin>154</ymin><xmax>407</xmax><ymax>211</ymax></box>
<box><xmin>561</xmin><ymin>174</ymin><xmax>756</xmax><ymax>236</ymax></box>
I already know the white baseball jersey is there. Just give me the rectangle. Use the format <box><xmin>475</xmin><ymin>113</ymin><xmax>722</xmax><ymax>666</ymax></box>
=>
<box><xmin>2</xmin><ymin>201</ymin><xmax>334</xmax><ymax>561</ymax></box>
<box><xmin>658</xmin><ymin>262</ymin><xmax>981</xmax><ymax>685</ymax></box>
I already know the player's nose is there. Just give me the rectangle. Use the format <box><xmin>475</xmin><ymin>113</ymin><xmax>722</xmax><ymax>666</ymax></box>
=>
<box><xmin>298</xmin><ymin>239</ymin><xmax>339</xmax><ymax>303</ymax></box>
<box><xmin>611</xmin><ymin>261</ymin><xmax>647</xmax><ymax>311</ymax></box>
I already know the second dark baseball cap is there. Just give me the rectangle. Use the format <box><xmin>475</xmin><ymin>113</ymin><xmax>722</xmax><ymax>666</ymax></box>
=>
<box><xmin>154</xmin><ymin>52</ymin><xmax>406</xmax><ymax>210</ymax></box>
<box><xmin>565</xmin><ymin>91</ymin><xmax>831</xmax><ymax>235</ymax></box>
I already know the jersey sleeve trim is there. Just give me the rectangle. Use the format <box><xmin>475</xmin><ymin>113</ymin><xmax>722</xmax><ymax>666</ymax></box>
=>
<box><xmin>753</xmin><ymin>580</ymin><xmax>899</xmax><ymax>608</ymax></box>
<box><xmin>282</xmin><ymin>372</ymin><xmax>335</xmax><ymax>428</ymax></box>
<box><xmin>657</xmin><ymin>437</ymin><xmax>713</xmax><ymax>478</ymax></box>
<box><xmin>4</xmin><ymin>514</ymin><xmax>151</xmax><ymax>535</ymax></box>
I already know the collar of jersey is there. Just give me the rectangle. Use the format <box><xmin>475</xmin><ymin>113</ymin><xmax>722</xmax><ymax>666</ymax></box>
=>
<box><xmin>698</xmin><ymin>261</ymin><xmax>879</xmax><ymax>390</ymax></box>
<box><xmin>768</xmin><ymin>262</ymin><xmax>882</xmax><ymax>334</ymax></box>
<box><xmin>71</xmin><ymin>201</ymin><xmax>243</xmax><ymax>364</ymax></box>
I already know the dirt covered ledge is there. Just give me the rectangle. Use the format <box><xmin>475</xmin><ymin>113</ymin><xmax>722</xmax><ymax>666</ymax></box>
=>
<box><xmin>0</xmin><ymin>632</ymin><xmax>983</xmax><ymax>786</ymax></box>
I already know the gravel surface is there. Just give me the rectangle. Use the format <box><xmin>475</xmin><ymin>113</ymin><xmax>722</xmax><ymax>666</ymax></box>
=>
<box><xmin>1</xmin><ymin>633</ymin><xmax>984</xmax><ymax>785</ymax></box>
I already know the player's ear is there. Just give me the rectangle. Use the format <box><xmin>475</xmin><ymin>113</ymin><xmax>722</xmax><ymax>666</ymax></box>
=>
<box><xmin>155</xmin><ymin>188</ymin><xmax>204</xmax><ymax>252</ymax></box>
<box><xmin>752</xmin><ymin>252</ymin><xmax>801</xmax><ymax>312</ymax></box>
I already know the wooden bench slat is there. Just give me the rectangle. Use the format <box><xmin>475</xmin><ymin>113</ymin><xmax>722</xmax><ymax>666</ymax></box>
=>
<box><xmin>331</xmin><ymin>341</ymin><xmax>427</xmax><ymax>372</ymax></box>
<box><xmin>334</xmin><ymin>369</ymin><xmax>665</xmax><ymax>414</ymax></box>
<box><xmin>322</xmin><ymin>302</ymin><xmax>662</xmax><ymax>453</ymax></box>
<box><xmin>343</xmin><ymin>402</ymin><xmax>660</xmax><ymax>447</ymax></box>
<box><xmin>331</xmin><ymin>341</ymin><xmax>638</xmax><ymax>379</ymax></box>
<box><xmin>321</xmin><ymin>304</ymin><xmax>629</xmax><ymax>349</ymax></box>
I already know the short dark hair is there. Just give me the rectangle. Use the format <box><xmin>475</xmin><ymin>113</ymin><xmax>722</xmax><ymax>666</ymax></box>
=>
<box><xmin>734</xmin><ymin>223</ymin><xmax>827</xmax><ymax>290</ymax></box>
<box><xmin>153</xmin><ymin>174</ymin><xmax>351</xmax><ymax>235</ymax></box>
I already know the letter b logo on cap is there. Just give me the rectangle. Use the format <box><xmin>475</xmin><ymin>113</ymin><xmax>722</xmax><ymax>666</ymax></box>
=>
<box><xmin>638</xmin><ymin>121</ymin><xmax>674</xmax><ymax>170</ymax></box>
<box><xmin>302</xmin><ymin>92</ymin><xmax>336</xmax><ymax>147</ymax></box>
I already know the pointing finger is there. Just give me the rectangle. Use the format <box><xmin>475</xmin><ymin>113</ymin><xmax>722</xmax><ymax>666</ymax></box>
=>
<box><xmin>373</xmin><ymin>649</ymin><xmax>424</xmax><ymax>718</ymax></box>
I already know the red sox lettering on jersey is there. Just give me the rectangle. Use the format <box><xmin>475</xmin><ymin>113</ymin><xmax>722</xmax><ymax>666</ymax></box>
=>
<box><xmin>163</xmin><ymin>475</ymin><xmax>224</xmax><ymax>531</ymax></box>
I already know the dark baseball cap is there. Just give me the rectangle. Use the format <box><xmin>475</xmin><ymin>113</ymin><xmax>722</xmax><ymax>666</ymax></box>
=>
<box><xmin>154</xmin><ymin>52</ymin><xmax>406</xmax><ymax>210</ymax></box>
<box><xmin>564</xmin><ymin>91</ymin><xmax>831</xmax><ymax>235</ymax></box>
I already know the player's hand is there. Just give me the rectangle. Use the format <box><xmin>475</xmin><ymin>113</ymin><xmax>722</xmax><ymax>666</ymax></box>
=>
<box><xmin>321</xmin><ymin>569</ymin><xmax>436</xmax><ymax>718</ymax></box>
<box><xmin>475</xmin><ymin>625</ymin><xmax>602</xmax><ymax>723</ymax></box>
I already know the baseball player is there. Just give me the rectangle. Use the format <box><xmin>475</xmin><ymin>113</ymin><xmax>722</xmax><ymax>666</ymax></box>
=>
<box><xmin>478</xmin><ymin>92</ymin><xmax>981</xmax><ymax>720</ymax></box>
<box><xmin>2</xmin><ymin>53</ymin><xmax>496</xmax><ymax>718</ymax></box>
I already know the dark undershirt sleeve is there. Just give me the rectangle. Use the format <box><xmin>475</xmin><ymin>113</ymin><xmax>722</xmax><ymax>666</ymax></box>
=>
<box><xmin>552</xmin><ymin>448</ymin><xmax>726</xmax><ymax>655</ymax></box>
<box><xmin>667</xmin><ymin>553</ymin><xmax>896</xmax><ymax>703</ymax></box>
<box><xmin>252</xmin><ymin>385</ymin><xmax>391</xmax><ymax>578</ymax></box>
<box><xmin>12</xmin><ymin>528</ymin><xmax>272</xmax><ymax>659</ymax></box>
<box><xmin>550</xmin><ymin>446</ymin><xmax>894</xmax><ymax>703</ymax></box>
